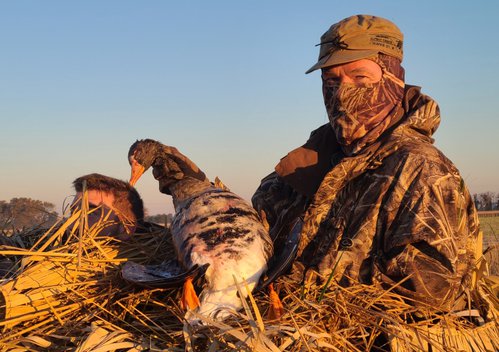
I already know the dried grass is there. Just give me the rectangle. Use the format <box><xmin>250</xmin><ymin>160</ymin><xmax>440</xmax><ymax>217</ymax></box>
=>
<box><xmin>479</xmin><ymin>214</ymin><xmax>499</xmax><ymax>276</ymax></box>
<box><xmin>0</xmin><ymin>205</ymin><xmax>497</xmax><ymax>351</ymax></box>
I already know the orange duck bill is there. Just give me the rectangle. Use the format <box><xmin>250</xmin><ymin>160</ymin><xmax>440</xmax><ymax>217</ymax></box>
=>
<box><xmin>129</xmin><ymin>159</ymin><xmax>145</xmax><ymax>186</ymax></box>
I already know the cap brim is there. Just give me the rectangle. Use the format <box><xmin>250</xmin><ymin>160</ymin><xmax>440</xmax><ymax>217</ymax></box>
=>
<box><xmin>305</xmin><ymin>49</ymin><xmax>378</xmax><ymax>74</ymax></box>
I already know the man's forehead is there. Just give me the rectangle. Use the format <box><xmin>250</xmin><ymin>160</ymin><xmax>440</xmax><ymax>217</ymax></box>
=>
<box><xmin>322</xmin><ymin>59</ymin><xmax>381</xmax><ymax>75</ymax></box>
<box><xmin>76</xmin><ymin>190</ymin><xmax>115</xmax><ymax>207</ymax></box>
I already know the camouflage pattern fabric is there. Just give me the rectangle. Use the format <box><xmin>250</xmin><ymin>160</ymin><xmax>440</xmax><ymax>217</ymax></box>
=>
<box><xmin>324</xmin><ymin>54</ymin><xmax>406</xmax><ymax>156</ymax></box>
<box><xmin>253</xmin><ymin>86</ymin><xmax>480</xmax><ymax>313</ymax></box>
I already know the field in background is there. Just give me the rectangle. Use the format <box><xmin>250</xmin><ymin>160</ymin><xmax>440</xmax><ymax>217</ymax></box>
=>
<box><xmin>479</xmin><ymin>214</ymin><xmax>499</xmax><ymax>276</ymax></box>
<box><xmin>479</xmin><ymin>213</ymin><xmax>499</xmax><ymax>245</ymax></box>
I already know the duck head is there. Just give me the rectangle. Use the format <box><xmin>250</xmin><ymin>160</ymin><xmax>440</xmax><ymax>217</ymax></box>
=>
<box><xmin>128</xmin><ymin>139</ymin><xmax>208</xmax><ymax>196</ymax></box>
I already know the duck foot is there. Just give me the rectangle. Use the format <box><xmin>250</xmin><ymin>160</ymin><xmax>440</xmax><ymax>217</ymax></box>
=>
<box><xmin>181</xmin><ymin>277</ymin><xmax>201</xmax><ymax>310</ymax></box>
<box><xmin>267</xmin><ymin>283</ymin><xmax>284</xmax><ymax>320</ymax></box>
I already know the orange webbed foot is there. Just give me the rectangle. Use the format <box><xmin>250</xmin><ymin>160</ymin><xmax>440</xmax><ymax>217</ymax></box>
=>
<box><xmin>267</xmin><ymin>283</ymin><xmax>284</xmax><ymax>320</ymax></box>
<box><xmin>180</xmin><ymin>277</ymin><xmax>200</xmax><ymax>311</ymax></box>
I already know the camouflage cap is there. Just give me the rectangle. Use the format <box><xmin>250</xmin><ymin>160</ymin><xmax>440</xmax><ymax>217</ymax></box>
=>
<box><xmin>306</xmin><ymin>14</ymin><xmax>403</xmax><ymax>74</ymax></box>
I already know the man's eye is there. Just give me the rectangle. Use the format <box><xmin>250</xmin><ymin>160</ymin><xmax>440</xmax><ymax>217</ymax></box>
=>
<box><xmin>355</xmin><ymin>75</ymin><xmax>369</xmax><ymax>80</ymax></box>
<box><xmin>323</xmin><ymin>77</ymin><xmax>340</xmax><ymax>87</ymax></box>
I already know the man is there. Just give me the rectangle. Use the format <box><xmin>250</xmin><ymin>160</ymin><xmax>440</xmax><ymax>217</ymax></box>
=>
<box><xmin>72</xmin><ymin>173</ymin><xmax>144</xmax><ymax>239</ymax></box>
<box><xmin>0</xmin><ymin>174</ymin><xmax>144</xmax><ymax>277</ymax></box>
<box><xmin>252</xmin><ymin>14</ymin><xmax>480</xmax><ymax>312</ymax></box>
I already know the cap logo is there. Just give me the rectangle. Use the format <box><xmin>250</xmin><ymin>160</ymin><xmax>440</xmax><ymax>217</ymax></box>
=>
<box><xmin>369</xmin><ymin>34</ymin><xmax>402</xmax><ymax>52</ymax></box>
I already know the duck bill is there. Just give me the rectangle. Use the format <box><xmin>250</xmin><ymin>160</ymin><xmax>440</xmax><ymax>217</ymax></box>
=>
<box><xmin>129</xmin><ymin>163</ymin><xmax>145</xmax><ymax>186</ymax></box>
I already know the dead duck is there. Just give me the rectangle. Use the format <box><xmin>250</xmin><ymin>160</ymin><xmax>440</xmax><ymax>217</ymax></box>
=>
<box><xmin>127</xmin><ymin>139</ymin><xmax>273</xmax><ymax>321</ymax></box>
<box><xmin>72</xmin><ymin>173</ymin><xmax>144</xmax><ymax>239</ymax></box>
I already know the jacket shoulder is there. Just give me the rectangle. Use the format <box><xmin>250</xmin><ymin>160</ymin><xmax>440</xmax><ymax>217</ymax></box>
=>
<box><xmin>382</xmin><ymin>138</ymin><xmax>462</xmax><ymax>184</ymax></box>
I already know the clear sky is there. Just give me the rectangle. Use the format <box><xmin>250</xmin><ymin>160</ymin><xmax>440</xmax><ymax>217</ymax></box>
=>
<box><xmin>1</xmin><ymin>1</ymin><xmax>498</xmax><ymax>216</ymax></box>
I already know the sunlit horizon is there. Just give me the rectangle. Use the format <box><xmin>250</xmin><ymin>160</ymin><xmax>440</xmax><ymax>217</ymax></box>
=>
<box><xmin>1</xmin><ymin>1</ymin><xmax>498</xmax><ymax>216</ymax></box>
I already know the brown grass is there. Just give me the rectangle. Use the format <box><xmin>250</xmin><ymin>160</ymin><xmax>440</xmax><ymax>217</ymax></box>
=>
<box><xmin>479</xmin><ymin>215</ymin><xmax>499</xmax><ymax>276</ymax></box>
<box><xmin>0</xmin><ymin>204</ymin><xmax>497</xmax><ymax>351</ymax></box>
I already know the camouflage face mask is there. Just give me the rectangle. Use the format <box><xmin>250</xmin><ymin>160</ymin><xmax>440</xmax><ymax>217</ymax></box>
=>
<box><xmin>323</xmin><ymin>54</ymin><xmax>405</xmax><ymax>155</ymax></box>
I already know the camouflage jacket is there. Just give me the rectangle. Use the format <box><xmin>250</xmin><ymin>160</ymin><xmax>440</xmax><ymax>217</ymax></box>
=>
<box><xmin>252</xmin><ymin>86</ymin><xmax>480</xmax><ymax>311</ymax></box>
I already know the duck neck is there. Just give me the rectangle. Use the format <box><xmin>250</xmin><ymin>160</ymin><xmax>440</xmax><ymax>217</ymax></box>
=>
<box><xmin>170</xmin><ymin>177</ymin><xmax>213</xmax><ymax>211</ymax></box>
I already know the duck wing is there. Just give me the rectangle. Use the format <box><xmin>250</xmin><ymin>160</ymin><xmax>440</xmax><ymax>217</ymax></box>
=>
<box><xmin>256</xmin><ymin>217</ymin><xmax>302</xmax><ymax>290</ymax></box>
<box><xmin>121</xmin><ymin>260</ymin><xmax>208</xmax><ymax>289</ymax></box>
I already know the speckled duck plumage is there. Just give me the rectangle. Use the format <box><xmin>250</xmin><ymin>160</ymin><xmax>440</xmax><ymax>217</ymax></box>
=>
<box><xmin>128</xmin><ymin>139</ymin><xmax>273</xmax><ymax>321</ymax></box>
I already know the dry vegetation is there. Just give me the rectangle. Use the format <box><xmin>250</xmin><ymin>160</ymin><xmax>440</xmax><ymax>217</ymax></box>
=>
<box><xmin>480</xmin><ymin>214</ymin><xmax>499</xmax><ymax>241</ymax></box>
<box><xmin>480</xmin><ymin>214</ymin><xmax>499</xmax><ymax>276</ymax></box>
<box><xmin>0</xmin><ymin>208</ymin><xmax>497</xmax><ymax>351</ymax></box>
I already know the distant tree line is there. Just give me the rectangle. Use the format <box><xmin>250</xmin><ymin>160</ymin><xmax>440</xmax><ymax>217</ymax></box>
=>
<box><xmin>0</xmin><ymin>196</ymin><xmax>176</xmax><ymax>233</ymax></box>
<box><xmin>0</xmin><ymin>198</ymin><xmax>58</xmax><ymax>233</ymax></box>
<box><xmin>473</xmin><ymin>192</ymin><xmax>499</xmax><ymax>211</ymax></box>
<box><xmin>144</xmin><ymin>213</ymin><xmax>173</xmax><ymax>227</ymax></box>
<box><xmin>1</xmin><ymin>192</ymin><xmax>497</xmax><ymax>234</ymax></box>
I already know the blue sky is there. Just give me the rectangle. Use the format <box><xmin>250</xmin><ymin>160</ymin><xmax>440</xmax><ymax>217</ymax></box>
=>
<box><xmin>1</xmin><ymin>1</ymin><xmax>498</xmax><ymax>216</ymax></box>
